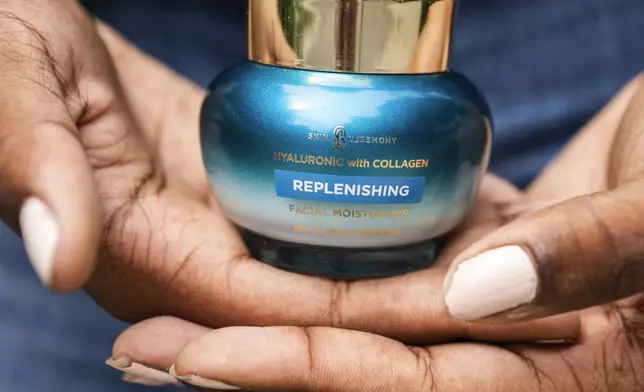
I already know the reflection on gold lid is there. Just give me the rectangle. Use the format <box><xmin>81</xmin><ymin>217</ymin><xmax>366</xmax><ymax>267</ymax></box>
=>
<box><xmin>248</xmin><ymin>0</ymin><xmax>455</xmax><ymax>74</ymax></box>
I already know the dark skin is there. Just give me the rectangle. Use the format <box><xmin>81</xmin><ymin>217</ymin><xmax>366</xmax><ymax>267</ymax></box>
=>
<box><xmin>0</xmin><ymin>0</ymin><xmax>574</xmax><ymax>343</ymax></box>
<box><xmin>110</xmin><ymin>71</ymin><xmax>644</xmax><ymax>392</ymax></box>
<box><xmin>2</xmin><ymin>1</ymin><xmax>644</xmax><ymax>390</ymax></box>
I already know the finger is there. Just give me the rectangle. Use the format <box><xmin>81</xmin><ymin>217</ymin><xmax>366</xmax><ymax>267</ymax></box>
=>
<box><xmin>528</xmin><ymin>73</ymin><xmax>643</xmax><ymax>199</ymax></box>
<box><xmin>329</xmin><ymin>174</ymin><xmax>579</xmax><ymax>343</ymax></box>
<box><xmin>110</xmin><ymin>318</ymin><xmax>576</xmax><ymax>391</ymax></box>
<box><xmin>106</xmin><ymin>317</ymin><xmax>211</xmax><ymax>387</ymax></box>
<box><xmin>327</xmin><ymin>266</ymin><xmax>579</xmax><ymax>343</ymax></box>
<box><xmin>111</xmin><ymin>316</ymin><xmax>211</xmax><ymax>369</ymax></box>
<box><xmin>0</xmin><ymin>15</ymin><xmax>102</xmax><ymax>291</ymax></box>
<box><xmin>396</xmin><ymin>174</ymin><xmax>580</xmax><ymax>343</ymax></box>
<box><xmin>95</xmin><ymin>21</ymin><xmax>209</xmax><ymax>195</ymax></box>
<box><xmin>443</xmin><ymin>77</ymin><xmax>644</xmax><ymax>323</ymax></box>
<box><xmin>168</xmin><ymin>326</ymin><xmax>553</xmax><ymax>392</ymax></box>
<box><xmin>434</xmin><ymin>173</ymin><xmax>527</xmax><ymax>269</ymax></box>
<box><xmin>443</xmin><ymin>181</ymin><xmax>644</xmax><ymax>323</ymax></box>
<box><xmin>477</xmin><ymin>172</ymin><xmax>524</xmax><ymax>204</ymax></box>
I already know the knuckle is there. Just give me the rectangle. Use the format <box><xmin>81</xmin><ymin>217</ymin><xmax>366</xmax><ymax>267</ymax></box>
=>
<box><xmin>82</xmin><ymin>108</ymin><xmax>133</xmax><ymax>170</ymax></box>
<box><xmin>297</xmin><ymin>327</ymin><xmax>322</xmax><ymax>389</ymax></box>
<box><xmin>546</xmin><ymin>191</ymin><xmax>644</xmax><ymax>304</ymax></box>
<box><xmin>0</xmin><ymin>11</ymin><xmax>70</xmax><ymax>97</ymax></box>
<box><xmin>589</xmin><ymin>189</ymin><xmax>644</xmax><ymax>297</ymax></box>
<box><xmin>621</xmin><ymin>296</ymin><xmax>644</xmax><ymax>334</ymax></box>
<box><xmin>407</xmin><ymin>346</ymin><xmax>438</xmax><ymax>392</ymax></box>
<box><xmin>533</xmin><ymin>196</ymin><xmax>605</xmax><ymax>302</ymax></box>
<box><xmin>580</xmin><ymin>194</ymin><xmax>620</xmax><ymax>284</ymax></box>
<box><xmin>0</xmin><ymin>3</ymin><xmax>93</xmax><ymax>106</ymax></box>
<box><xmin>328</xmin><ymin>281</ymin><xmax>348</xmax><ymax>328</ymax></box>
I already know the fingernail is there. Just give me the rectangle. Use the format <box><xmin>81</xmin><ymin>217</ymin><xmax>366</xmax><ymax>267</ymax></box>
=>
<box><xmin>444</xmin><ymin>245</ymin><xmax>538</xmax><ymax>321</ymax></box>
<box><xmin>169</xmin><ymin>364</ymin><xmax>240</xmax><ymax>390</ymax></box>
<box><xmin>19</xmin><ymin>198</ymin><xmax>59</xmax><ymax>286</ymax></box>
<box><xmin>106</xmin><ymin>357</ymin><xmax>181</xmax><ymax>387</ymax></box>
<box><xmin>122</xmin><ymin>373</ymin><xmax>179</xmax><ymax>387</ymax></box>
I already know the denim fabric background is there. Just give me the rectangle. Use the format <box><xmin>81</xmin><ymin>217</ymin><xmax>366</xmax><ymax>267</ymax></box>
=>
<box><xmin>0</xmin><ymin>0</ymin><xmax>641</xmax><ymax>390</ymax></box>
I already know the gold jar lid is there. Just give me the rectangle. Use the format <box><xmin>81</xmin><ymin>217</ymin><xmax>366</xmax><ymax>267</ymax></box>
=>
<box><xmin>248</xmin><ymin>0</ymin><xmax>455</xmax><ymax>74</ymax></box>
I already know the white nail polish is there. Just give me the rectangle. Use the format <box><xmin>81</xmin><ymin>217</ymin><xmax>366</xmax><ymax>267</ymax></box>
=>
<box><xmin>169</xmin><ymin>365</ymin><xmax>240</xmax><ymax>390</ymax></box>
<box><xmin>106</xmin><ymin>358</ymin><xmax>182</xmax><ymax>387</ymax></box>
<box><xmin>19</xmin><ymin>198</ymin><xmax>59</xmax><ymax>286</ymax></box>
<box><xmin>122</xmin><ymin>373</ymin><xmax>181</xmax><ymax>387</ymax></box>
<box><xmin>444</xmin><ymin>245</ymin><xmax>538</xmax><ymax>321</ymax></box>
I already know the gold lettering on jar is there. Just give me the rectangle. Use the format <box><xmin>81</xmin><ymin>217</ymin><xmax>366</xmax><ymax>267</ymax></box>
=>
<box><xmin>354</xmin><ymin>230</ymin><xmax>404</xmax><ymax>236</ymax></box>
<box><xmin>273</xmin><ymin>152</ymin><xmax>429</xmax><ymax>170</ymax></box>
<box><xmin>332</xmin><ymin>209</ymin><xmax>410</xmax><ymax>218</ymax></box>
<box><xmin>288</xmin><ymin>205</ymin><xmax>410</xmax><ymax>219</ymax></box>
<box><xmin>372</xmin><ymin>159</ymin><xmax>429</xmax><ymax>169</ymax></box>
<box><xmin>273</xmin><ymin>152</ymin><xmax>345</xmax><ymax>167</ymax></box>
<box><xmin>288</xmin><ymin>204</ymin><xmax>329</xmax><ymax>216</ymax></box>
<box><xmin>289</xmin><ymin>226</ymin><xmax>404</xmax><ymax>236</ymax></box>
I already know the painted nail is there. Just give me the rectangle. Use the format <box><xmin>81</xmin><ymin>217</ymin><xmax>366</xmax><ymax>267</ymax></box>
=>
<box><xmin>106</xmin><ymin>357</ymin><xmax>181</xmax><ymax>387</ymax></box>
<box><xmin>122</xmin><ymin>373</ymin><xmax>179</xmax><ymax>387</ymax></box>
<box><xmin>19</xmin><ymin>198</ymin><xmax>59</xmax><ymax>286</ymax></box>
<box><xmin>444</xmin><ymin>245</ymin><xmax>538</xmax><ymax>321</ymax></box>
<box><xmin>169</xmin><ymin>364</ymin><xmax>240</xmax><ymax>390</ymax></box>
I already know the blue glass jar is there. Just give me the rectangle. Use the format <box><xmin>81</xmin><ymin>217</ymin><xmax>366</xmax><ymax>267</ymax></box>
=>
<box><xmin>201</xmin><ymin>0</ymin><xmax>492</xmax><ymax>279</ymax></box>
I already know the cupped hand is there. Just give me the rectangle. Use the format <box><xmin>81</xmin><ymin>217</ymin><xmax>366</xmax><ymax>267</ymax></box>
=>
<box><xmin>1</xmin><ymin>0</ymin><xmax>576</xmax><ymax>345</ymax></box>
<box><xmin>108</xmin><ymin>71</ymin><xmax>644</xmax><ymax>390</ymax></box>
<box><xmin>110</xmin><ymin>309</ymin><xmax>641</xmax><ymax>391</ymax></box>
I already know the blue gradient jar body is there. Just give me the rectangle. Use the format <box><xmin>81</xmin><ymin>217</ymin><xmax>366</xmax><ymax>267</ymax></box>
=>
<box><xmin>201</xmin><ymin>61</ymin><xmax>492</xmax><ymax>277</ymax></box>
<box><xmin>200</xmin><ymin>0</ymin><xmax>492</xmax><ymax>279</ymax></box>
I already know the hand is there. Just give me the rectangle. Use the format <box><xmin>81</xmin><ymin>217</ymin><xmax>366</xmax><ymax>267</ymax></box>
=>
<box><xmin>442</xmin><ymin>71</ymin><xmax>644</xmax><ymax>324</ymax></box>
<box><xmin>109</xmin><ymin>309</ymin><xmax>640</xmax><ymax>391</ymax></box>
<box><xmin>107</xmin><ymin>74</ymin><xmax>644</xmax><ymax>390</ymax></box>
<box><xmin>2</xmin><ymin>0</ymin><xmax>576</xmax><ymax>343</ymax></box>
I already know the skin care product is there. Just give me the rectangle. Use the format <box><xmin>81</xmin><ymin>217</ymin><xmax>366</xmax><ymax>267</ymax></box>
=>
<box><xmin>201</xmin><ymin>0</ymin><xmax>492</xmax><ymax>279</ymax></box>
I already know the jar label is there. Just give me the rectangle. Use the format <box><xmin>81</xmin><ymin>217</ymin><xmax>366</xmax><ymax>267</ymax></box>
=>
<box><xmin>274</xmin><ymin>170</ymin><xmax>425</xmax><ymax>204</ymax></box>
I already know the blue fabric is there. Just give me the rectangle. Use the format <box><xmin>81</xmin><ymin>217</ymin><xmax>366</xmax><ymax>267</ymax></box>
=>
<box><xmin>0</xmin><ymin>0</ymin><xmax>641</xmax><ymax>390</ymax></box>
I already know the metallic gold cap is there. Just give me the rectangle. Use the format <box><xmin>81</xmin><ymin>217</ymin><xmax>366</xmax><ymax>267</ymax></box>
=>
<box><xmin>248</xmin><ymin>0</ymin><xmax>455</xmax><ymax>74</ymax></box>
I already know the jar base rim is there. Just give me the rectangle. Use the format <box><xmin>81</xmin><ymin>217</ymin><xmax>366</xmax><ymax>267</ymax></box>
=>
<box><xmin>241</xmin><ymin>229</ymin><xmax>445</xmax><ymax>280</ymax></box>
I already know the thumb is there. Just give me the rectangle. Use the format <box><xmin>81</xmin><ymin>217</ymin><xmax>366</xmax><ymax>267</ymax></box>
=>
<box><xmin>442</xmin><ymin>180</ymin><xmax>644</xmax><ymax>322</ymax></box>
<box><xmin>443</xmin><ymin>76</ymin><xmax>644</xmax><ymax>323</ymax></box>
<box><xmin>0</xmin><ymin>64</ymin><xmax>101</xmax><ymax>292</ymax></box>
<box><xmin>11</xmin><ymin>123</ymin><xmax>102</xmax><ymax>293</ymax></box>
<box><xmin>0</xmin><ymin>116</ymin><xmax>103</xmax><ymax>292</ymax></box>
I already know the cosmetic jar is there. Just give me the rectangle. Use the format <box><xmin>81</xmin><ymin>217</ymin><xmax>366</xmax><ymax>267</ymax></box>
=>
<box><xmin>201</xmin><ymin>0</ymin><xmax>492</xmax><ymax>279</ymax></box>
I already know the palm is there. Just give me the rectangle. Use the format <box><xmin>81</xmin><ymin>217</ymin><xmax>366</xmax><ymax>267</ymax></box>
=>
<box><xmin>83</xmin><ymin>25</ymin><xmax>257</xmax><ymax>323</ymax></box>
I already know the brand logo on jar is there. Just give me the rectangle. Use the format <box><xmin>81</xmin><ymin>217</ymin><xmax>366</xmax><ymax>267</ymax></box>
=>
<box><xmin>310</xmin><ymin>125</ymin><xmax>397</xmax><ymax>148</ymax></box>
<box><xmin>332</xmin><ymin>126</ymin><xmax>347</xmax><ymax>150</ymax></box>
